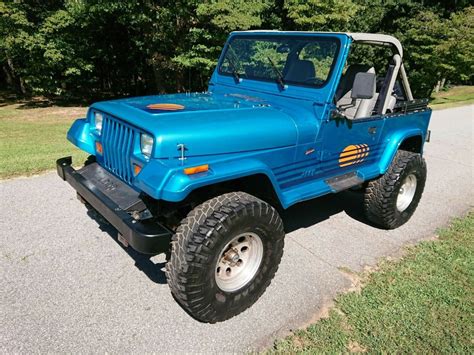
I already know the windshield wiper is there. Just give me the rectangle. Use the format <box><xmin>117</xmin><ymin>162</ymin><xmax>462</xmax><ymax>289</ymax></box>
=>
<box><xmin>267</xmin><ymin>56</ymin><xmax>286</xmax><ymax>89</ymax></box>
<box><xmin>228</xmin><ymin>58</ymin><xmax>241</xmax><ymax>83</ymax></box>
<box><xmin>226</xmin><ymin>44</ymin><xmax>242</xmax><ymax>83</ymax></box>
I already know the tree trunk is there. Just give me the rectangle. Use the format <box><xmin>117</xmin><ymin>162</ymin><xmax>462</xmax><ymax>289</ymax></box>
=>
<box><xmin>6</xmin><ymin>58</ymin><xmax>27</xmax><ymax>95</ymax></box>
<box><xmin>151</xmin><ymin>55</ymin><xmax>163</xmax><ymax>93</ymax></box>
<box><xmin>2</xmin><ymin>64</ymin><xmax>13</xmax><ymax>87</ymax></box>
<box><xmin>440</xmin><ymin>78</ymin><xmax>446</xmax><ymax>90</ymax></box>
<box><xmin>176</xmin><ymin>70</ymin><xmax>184</xmax><ymax>93</ymax></box>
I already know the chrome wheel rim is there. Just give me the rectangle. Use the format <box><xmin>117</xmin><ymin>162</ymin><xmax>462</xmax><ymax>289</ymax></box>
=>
<box><xmin>396</xmin><ymin>174</ymin><xmax>417</xmax><ymax>212</ymax></box>
<box><xmin>215</xmin><ymin>232</ymin><xmax>263</xmax><ymax>292</ymax></box>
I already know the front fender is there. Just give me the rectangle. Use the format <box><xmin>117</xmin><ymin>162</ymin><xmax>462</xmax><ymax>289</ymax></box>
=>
<box><xmin>67</xmin><ymin>118</ymin><xmax>95</xmax><ymax>155</ymax></box>
<box><xmin>379</xmin><ymin>128</ymin><xmax>425</xmax><ymax>174</ymax></box>
<box><xmin>134</xmin><ymin>157</ymin><xmax>282</xmax><ymax>203</ymax></box>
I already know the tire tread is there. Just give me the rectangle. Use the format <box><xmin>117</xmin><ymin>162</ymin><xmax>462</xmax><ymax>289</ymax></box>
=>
<box><xmin>165</xmin><ymin>192</ymin><xmax>284</xmax><ymax>323</ymax></box>
<box><xmin>364</xmin><ymin>150</ymin><xmax>426</xmax><ymax>229</ymax></box>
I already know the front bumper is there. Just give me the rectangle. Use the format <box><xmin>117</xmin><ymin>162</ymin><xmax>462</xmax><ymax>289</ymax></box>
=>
<box><xmin>57</xmin><ymin>156</ymin><xmax>172</xmax><ymax>254</ymax></box>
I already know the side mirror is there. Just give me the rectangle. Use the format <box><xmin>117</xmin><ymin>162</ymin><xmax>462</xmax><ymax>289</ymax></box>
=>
<box><xmin>351</xmin><ymin>72</ymin><xmax>376</xmax><ymax>100</ymax></box>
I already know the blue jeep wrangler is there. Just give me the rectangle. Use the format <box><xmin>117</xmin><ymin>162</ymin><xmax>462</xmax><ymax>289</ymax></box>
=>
<box><xmin>57</xmin><ymin>31</ymin><xmax>431</xmax><ymax>323</ymax></box>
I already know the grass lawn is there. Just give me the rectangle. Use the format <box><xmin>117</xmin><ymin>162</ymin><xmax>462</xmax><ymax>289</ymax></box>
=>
<box><xmin>274</xmin><ymin>212</ymin><xmax>474</xmax><ymax>353</ymax></box>
<box><xmin>0</xmin><ymin>100</ymin><xmax>88</xmax><ymax>179</ymax></box>
<box><xmin>429</xmin><ymin>85</ymin><xmax>474</xmax><ymax>110</ymax></box>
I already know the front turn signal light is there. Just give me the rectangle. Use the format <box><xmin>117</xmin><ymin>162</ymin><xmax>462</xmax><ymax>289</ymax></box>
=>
<box><xmin>133</xmin><ymin>164</ymin><xmax>142</xmax><ymax>176</ymax></box>
<box><xmin>184</xmin><ymin>164</ymin><xmax>209</xmax><ymax>175</ymax></box>
<box><xmin>95</xmin><ymin>142</ymin><xmax>103</xmax><ymax>155</ymax></box>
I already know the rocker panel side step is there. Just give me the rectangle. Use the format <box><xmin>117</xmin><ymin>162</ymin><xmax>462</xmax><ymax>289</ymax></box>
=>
<box><xmin>325</xmin><ymin>171</ymin><xmax>363</xmax><ymax>192</ymax></box>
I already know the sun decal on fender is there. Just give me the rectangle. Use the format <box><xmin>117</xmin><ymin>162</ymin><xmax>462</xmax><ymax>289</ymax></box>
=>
<box><xmin>339</xmin><ymin>144</ymin><xmax>370</xmax><ymax>167</ymax></box>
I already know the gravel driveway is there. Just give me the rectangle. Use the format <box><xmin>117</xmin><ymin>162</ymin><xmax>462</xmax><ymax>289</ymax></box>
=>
<box><xmin>1</xmin><ymin>105</ymin><xmax>472</xmax><ymax>352</ymax></box>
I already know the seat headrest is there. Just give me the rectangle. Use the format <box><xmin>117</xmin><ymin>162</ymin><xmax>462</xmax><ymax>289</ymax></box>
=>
<box><xmin>284</xmin><ymin>59</ymin><xmax>315</xmax><ymax>83</ymax></box>
<box><xmin>344</xmin><ymin>64</ymin><xmax>372</xmax><ymax>80</ymax></box>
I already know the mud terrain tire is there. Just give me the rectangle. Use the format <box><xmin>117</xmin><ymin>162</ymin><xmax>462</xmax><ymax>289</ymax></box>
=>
<box><xmin>166</xmin><ymin>192</ymin><xmax>285</xmax><ymax>323</ymax></box>
<box><xmin>364</xmin><ymin>150</ymin><xmax>427</xmax><ymax>229</ymax></box>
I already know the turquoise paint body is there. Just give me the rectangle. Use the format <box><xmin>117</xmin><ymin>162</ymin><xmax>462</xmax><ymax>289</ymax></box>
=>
<box><xmin>67</xmin><ymin>31</ymin><xmax>431</xmax><ymax>209</ymax></box>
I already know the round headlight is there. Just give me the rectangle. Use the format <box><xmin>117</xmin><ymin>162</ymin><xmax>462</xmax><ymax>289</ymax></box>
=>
<box><xmin>140</xmin><ymin>133</ymin><xmax>153</xmax><ymax>156</ymax></box>
<box><xmin>94</xmin><ymin>112</ymin><xmax>103</xmax><ymax>134</ymax></box>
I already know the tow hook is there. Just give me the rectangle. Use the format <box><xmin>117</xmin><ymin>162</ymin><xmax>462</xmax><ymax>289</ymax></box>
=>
<box><xmin>130</xmin><ymin>209</ymin><xmax>153</xmax><ymax>221</ymax></box>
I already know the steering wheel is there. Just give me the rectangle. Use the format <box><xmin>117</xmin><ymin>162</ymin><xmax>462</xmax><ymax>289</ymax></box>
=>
<box><xmin>303</xmin><ymin>77</ymin><xmax>324</xmax><ymax>85</ymax></box>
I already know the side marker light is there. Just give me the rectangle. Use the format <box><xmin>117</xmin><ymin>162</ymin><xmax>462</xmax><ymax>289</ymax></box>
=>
<box><xmin>184</xmin><ymin>164</ymin><xmax>209</xmax><ymax>175</ymax></box>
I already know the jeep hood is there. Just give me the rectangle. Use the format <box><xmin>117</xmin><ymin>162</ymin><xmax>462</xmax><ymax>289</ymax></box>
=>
<box><xmin>91</xmin><ymin>92</ymin><xmax>298</xmax><ymax>158</ymax></box>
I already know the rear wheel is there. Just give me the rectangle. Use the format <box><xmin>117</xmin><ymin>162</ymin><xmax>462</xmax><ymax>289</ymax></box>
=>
<box><xmin>166</xmin><ymin>192</ymin><xmax>285</xmax><ymax>323</ymax></box>
<box><xmin>364</xmin><ymin>150</ymin><xmax>427</xmax><ymax>229</ymax></box>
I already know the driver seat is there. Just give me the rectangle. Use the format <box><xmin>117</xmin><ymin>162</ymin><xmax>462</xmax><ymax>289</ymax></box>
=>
<box><xmin>284</xmin><ymin>59</ymin><xmax>315</xmax><ymax>82</ymax></box>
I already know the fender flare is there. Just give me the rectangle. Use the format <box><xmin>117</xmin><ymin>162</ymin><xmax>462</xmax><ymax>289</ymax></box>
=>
<box><xmin>67</xmin><ymin>118</ymin><xmax>95</xmax><ymax>155</ymax></box>
<box><xmin>378</xmin><ymin>129</ymin><xmax>424</xmax><ymax>174</ymax></box>
<box><xmin>137</xmin><ymin>157</ymin><xmax>284</xmax><ymax>204</ymax></box>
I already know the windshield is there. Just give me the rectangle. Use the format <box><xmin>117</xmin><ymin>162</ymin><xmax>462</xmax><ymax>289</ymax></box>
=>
<box><xmin>218</xmin><ymin>35</ymin><xmax>340</xmax><ymax>88</ymax></box>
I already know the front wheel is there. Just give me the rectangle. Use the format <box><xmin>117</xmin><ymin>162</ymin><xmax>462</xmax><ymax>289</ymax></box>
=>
<box><xmin>166</xmin><ymin>192</ymin><xmax>285</xmax><ymax>323</ymax></box>
<box><xmin>364</xmin><ymin>150</ymin><xmax>427</xmax><ymax>229</ymax></box>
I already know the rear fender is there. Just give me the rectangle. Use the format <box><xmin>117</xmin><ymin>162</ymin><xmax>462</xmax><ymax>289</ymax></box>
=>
<box><xmin>379</xmin><ymin>129</ymin><xmax>425</xmax><ymax>174</ymax></box>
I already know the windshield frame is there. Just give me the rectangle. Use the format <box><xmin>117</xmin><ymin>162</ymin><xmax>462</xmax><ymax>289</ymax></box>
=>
<box><xmin>217</xmin><ymin>34</ymin><xmax>341</xmax><ymax>90</ymax></box>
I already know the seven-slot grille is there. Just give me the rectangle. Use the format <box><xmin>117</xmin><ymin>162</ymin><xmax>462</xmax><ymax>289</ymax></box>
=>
<box><xmin>101</xmin><ymin>115</ymin><xmax>136</xmax><ymax>184</ymax></box>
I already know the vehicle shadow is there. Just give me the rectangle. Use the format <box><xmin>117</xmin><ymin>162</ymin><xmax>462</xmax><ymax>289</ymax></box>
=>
<box><xmin>84</xmin><ymin>189</ymin><xmax>374</xmax><ymax>285</ymax></box>
<box><xmin>86</xmin><ymin>209</ymin><xmax>168</xmax><ymax>284</ymax></box>
<box><xmin>282</xmin><ymin>190</ymin><xmax>371</xmax><ymax>233</ymax></box>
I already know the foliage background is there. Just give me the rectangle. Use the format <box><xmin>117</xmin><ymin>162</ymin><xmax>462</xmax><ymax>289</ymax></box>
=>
<box><xmin>1</xmin><ymin>0</ymin><xmax>473</xmax><ymax>102</ymax></box>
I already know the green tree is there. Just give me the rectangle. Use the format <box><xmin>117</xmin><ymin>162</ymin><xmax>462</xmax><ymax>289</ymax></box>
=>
<box><xmin>437</xmin><ymin>6</ymin><xmax>474</xmax><ymax>85</ymax></box>
<box><xmin>0</xmin><ymin>0</ymin><xmax>472</xmax><ymax>100</ymax></box>
<box><xmin>284</xmin><ymin>0</ymin><xmax>360</xmax><ymax>31</ymax></box>
<box><xmin>0</xmin><ymin>1</ymin><xmax>35</xmax><ymax>94</ymax></box>
<box><xmin>394</xmin><ymin>6</ymin><xmax>474</xmax><ymax>97</ymax></box>
<box><xmin>171</xmin><ymin>0</ymin><xmax>271</xmax><ymax>91</ymax></box>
